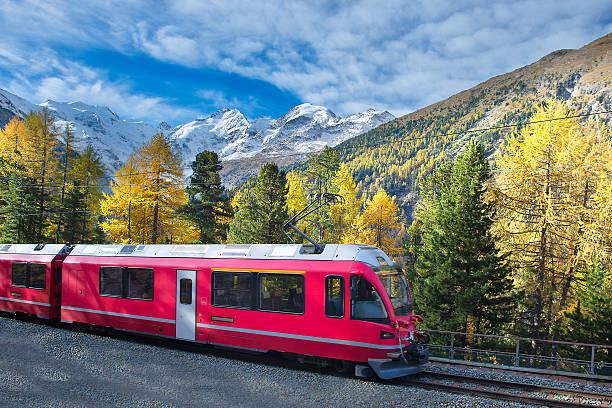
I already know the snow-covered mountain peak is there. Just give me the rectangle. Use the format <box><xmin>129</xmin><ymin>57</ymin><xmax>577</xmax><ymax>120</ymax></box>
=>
<box><xmin>274</xmin><ymin>103</ymin><xmax>336</xmax><ymax>127</ymax></box>
<box><xmin>0</xmin><ymin>87</ymin><xmax>394</xmax><ymax>183</ymax></box>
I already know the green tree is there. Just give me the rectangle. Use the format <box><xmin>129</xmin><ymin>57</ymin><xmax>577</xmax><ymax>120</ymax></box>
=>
<box><xmin>0</xmin><ymin>154</ymin><xmax>41</xmax><ymax>243</ymax></box>
<box><xmin>180</xmin><ymin>151</ymin><xmax>232</xmax><ymax>243</ymax></box>
<box><xmin>303</xmin><ymin>147</ymin><xmax>340</xmax><ymax>242</ymax></box>
<box><xmin>70</xmin><ymin>145</ymin><xmax>106</xmax><ymax>243</ymax></box>
<box><xmin>415</xmin><ymin>140</ymin><xmax>513</xmax><ymax>335</ymax></box>
<box><xmin>227</xmin><ymin>162</ymin><xmax>289</xmax><ymax>244</ymax></box>
<box><xmin>56</xmin><ymin>123</ymin><xmax>78</xmax><ymax>241</ymax></box>
<box><xmin>562</xmin><ymin>259</ymin><xmax>612</xmax><ymax>361</ymax></box>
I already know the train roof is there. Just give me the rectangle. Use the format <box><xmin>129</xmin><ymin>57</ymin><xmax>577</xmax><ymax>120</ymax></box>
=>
<box><xmin>0</xmin><ymin>243</ymin><xmax>71</xmax><ymax>255</ymax></box>
<box><xmin>67</xmin><ymin>244</ymin><xmax>396</xmax><ymax>267</ymax></box>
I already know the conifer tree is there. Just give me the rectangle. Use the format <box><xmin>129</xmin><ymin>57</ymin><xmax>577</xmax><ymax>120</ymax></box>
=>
<box><xmin>22</xmin><ymin>108</ymin><xmax>60</xmax><ymax>242</ymax></box>
<box><xmin>0</xmin><ymin>154</ymin><xmax>40</xmax><ymax>243</ymax></box>
<box><xmin>137</xmin><ymin>132</ymin><xmax>186</xmax><ymax>244</ymax></box>
<box><xmin>355</xmin><ymin>189</ymin><xmax>403</xmax><ymax>254</ymax></box>
<box><xmin>493</xmin><ymin>101</ymin><xmax>611</xmax><ymax>341</ymax></box>
<box><xmin>303</xmin><ymin>147</ymin><xmax>340</xmax><ymax>242</ymax></box>
<box><xmin>61</xmin><ymin>145</ymin><xmax>105</xmax><ymax>244</ymax></box>
<box><xmin>179</xmin><ymin>151</ymin><xmax>232</xmax><ymax>243</ymax></box>
<box><xmin>56</xmin><ymin>123</ymin><xmax>78</xmax><ymax>241</ymax></box>
<box><xmin>562</xmin><ymin>259</ymin><xmax>612</xmax><ymax>355</ymax></box>
<box><xmin>101</xmin><ymin>154</ymin><xmax>146</xmax><ymax>243</ymax></box>
<box><xmin>0</xmin><ymin>116</ymin><xmax>25</xmax><ymax>156</ymax></box>
<box><xmin>331</xmin><ymin>164</ymin><xmax>362</xmax><ymax>243</ymax></box>
<box><xmin>416</xmin><ymin>140</ymin><xmax>513</xmax><ymax>335</ymax></box>
<box><xmin>227</xmin><ymin>162</ymin><xmax>289</xmax><ymax>244</ymax></box>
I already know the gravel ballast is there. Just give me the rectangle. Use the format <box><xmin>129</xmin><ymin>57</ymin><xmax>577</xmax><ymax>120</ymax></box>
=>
<box><xmin>0</xmin><ymin>315</ymin><xmax>544</xmax><ymax>408</ymax></box>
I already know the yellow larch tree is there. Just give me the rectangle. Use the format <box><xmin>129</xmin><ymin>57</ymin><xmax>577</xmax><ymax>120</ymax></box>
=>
<box><xmin>492</xmin><ymin>100</ymin><xmax>611</xmax><ymax>341</ymax></box>
<box><xmin>285</xmin><ymin>171</ymin><xmax>309</xmax><ymax>240</ymax></box>
<box><xmin>330</xmin><ymin>164</ymin><xmax>362</xmax><ymax>243</ymax></box>
<box><xmin>101</xmin><ymin>154</ymin><xmax>147</xmax><ymax>243</ymax></box>
<box><xmin>137</xmin><ymin>132</ymin><xmax>194</xmax><ymax>244</ymax></box>
<box><xmin>21</xmin><ymin>109</ymin><xmax>61</xmax><ymax>241</ymax></box>
<box><xmin>0</xmin><ymin>116</ymin><xmax>26</xmax><ymax>158</ymax></box>
<box><xmin>355</xmin><ymin>189</ymin><xmax>403</xmax><ymax>255</ymax></box>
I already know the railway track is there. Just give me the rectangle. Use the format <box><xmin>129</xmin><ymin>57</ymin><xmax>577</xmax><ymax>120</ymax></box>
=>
<box><xmin>405</xmin><ymin>371</ymin><xmax>612</xmax><ymax>407</ymax></box>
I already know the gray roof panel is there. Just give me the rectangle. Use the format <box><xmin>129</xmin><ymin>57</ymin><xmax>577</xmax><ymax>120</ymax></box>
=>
<box><xmin>68</xmin><ymin>244</ymin><xmax>394</xmax><ymax>266</ymax></box>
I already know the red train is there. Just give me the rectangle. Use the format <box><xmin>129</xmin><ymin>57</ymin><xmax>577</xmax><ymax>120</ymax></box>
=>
<box><xmin>0</xmin><ymin>243</ymin><xmax>428</xmax><ymax>379</ymax></box>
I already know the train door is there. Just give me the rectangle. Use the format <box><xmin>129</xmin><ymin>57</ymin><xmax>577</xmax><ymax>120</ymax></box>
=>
<box><xmin>176</xmin><ymin>270</ymin><xmax>196</xmax><ymax>341</ymax></box>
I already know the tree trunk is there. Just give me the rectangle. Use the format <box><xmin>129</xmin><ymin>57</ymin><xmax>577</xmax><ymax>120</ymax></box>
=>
<box><xmin>152</xmin><ymin>201</ymin><xmax>159</xmax><ymax>244</ymax></box>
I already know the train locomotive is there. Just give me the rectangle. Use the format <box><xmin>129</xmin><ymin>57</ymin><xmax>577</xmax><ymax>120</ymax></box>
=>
<box><xmin>0</xmin><ymin>242</ymin><xmax>428</xmax><ymax>379</ymax></box>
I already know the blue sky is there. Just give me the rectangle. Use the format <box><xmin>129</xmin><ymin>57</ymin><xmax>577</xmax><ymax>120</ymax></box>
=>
<box><xmin>0</xmin><ymin>0</ymin><xmax>611</xmax><ymax>125</ymax></box>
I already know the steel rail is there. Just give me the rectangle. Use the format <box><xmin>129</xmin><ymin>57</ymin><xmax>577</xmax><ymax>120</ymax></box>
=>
<box><xmin>404</xmin><ymin>371</ymin><xmax>612</xmax><ymax>408</ymax></box>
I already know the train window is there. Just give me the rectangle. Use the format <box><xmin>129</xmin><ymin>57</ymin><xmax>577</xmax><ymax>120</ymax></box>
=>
<box><xmin>259</xmin><ymin>273</ymin><xmax>304</xmax><ymax>314</ymax></box>
<box><xmin>179</xmin><ymin>279</ymin><xmax>192</xmax><ymax>304</ymax></box>
<box><xmin>325</xmin><ymin>275</ymin><xmax>344</xmax><ymax>318</ymax></box>
<box><xmin>350</xmin><ymin>277</ymin><xmax>389</xmax><ymax>323</ymax></box>
<box><xmin>127</xmin><ymin>268</ymin><xmax>153</xmax><ymax>300</ymax></box>
<box><xmin>212</xmin><ymin>271</ymin><xmax>252</xmax><ymax>308</ymax></box>
<box><xmin>99</xmin><ymin>266</ymin><xmax>123</xmax><ymax>297</ymax></box>
<box><xmin>11</xmin><ymin>263</ymin><xmax>27</xmax><ymax>287</ymax></box>
<box><xmin>28</xmin><ymin>263</ymin><xmax>46</xmax><ymax>289</ymax></box>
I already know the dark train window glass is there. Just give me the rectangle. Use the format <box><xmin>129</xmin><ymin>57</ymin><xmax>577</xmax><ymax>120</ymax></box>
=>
<box><xmin>28</xmin><ymin>263</ymin><xmax>46</xmax><ymax>289</ymax></box>
<box><xmin>180</xmin><ymin>279</ymin><xmax>192</xmax><ymax>304</ymax></box>
<box><xmin>212</xmin><ymin>271</ymin><xmax>252</xmax><ymax>308</ymax></box>
<box><xmin>350</xmin><ymin>277</ymin><xmax>389</xmax><ymax>323</ymax></box>
<box><xmin>11</xmin><ymin>263</ymin><xmax>27</xmax><ymax>287</ymax></box>
<box><xmin>325</xmin><ymin>275</ymin><xmax>344</xmax><ymax>318</ymax></box>
<box><xmin>127</xmin><ymin>268</ymin><xmax>153</xmax><ymax>300</ymax></box>
<box><xmin>259</xmin><ymin>273</ymin><xmax>305</xmax><ymax>314</ymax></box>
<box><xmin>100</xmin><ymin>267</ymin><xmax>123</xmax><ymax>297</ymax></box>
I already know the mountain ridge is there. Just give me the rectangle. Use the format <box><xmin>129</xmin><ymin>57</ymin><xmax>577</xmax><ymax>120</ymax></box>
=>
<box><xmin>0</xmin><ymin>90</ymin><xmax>393</xmax><ymax>183</ymax></box>
<box><xmin>333</xmin><ymin>31</ymin><xmax>611</xmax><ymax>208</ymax></box>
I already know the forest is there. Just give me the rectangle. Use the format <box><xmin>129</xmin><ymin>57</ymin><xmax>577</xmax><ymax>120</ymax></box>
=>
<box><xmin>0</xmin><ymin>100</ymin><xmax>610</xmax><ymax>361</ymax></box>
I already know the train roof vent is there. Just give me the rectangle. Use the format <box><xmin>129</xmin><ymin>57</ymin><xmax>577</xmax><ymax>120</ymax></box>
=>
<box><xmin>220</xmin><ymin>245</ymin><xmax>251</xmax><ymax>257</ymax></box>
<box><xmin>98</xmin><ymin>245</ymin><xmax>120</xmax><ymax>255</ymax></box>
<box><xmin>0</xmin><ymin>244</ymin><xmax>11</xmax><ymax>252</ymax></box>
<box><xmin>269</xmin><ymin>245</ymin><xmax>299</xmax><ymax>257</ymax></box>
<box><xmin>172</xmin><ymin>245</ymin><xmax>209</xmax><ymax>254</ymax></box>
<box><xmin>119</xmin><ymin>245</ymin><xmax>137</xmax><ymax>254</ymax></box>
<box><xmin>135</xmin><ymin>245</ymin><xmax>146</xmax><ymax>252</ymax></box>
<box><xmin>34</xmin><ymin>244</ymin><xmax>45</xmax><ymax>251</ymax></box>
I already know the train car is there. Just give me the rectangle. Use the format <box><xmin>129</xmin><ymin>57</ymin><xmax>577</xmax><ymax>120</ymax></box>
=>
<box><xmin>60</xmin><ymin>243</ymin><xmax>428</xmax><ymax>379</ymax></box>
<box><xmin>0</xmin><ymin>244</ymin><xmax>70</xmax><ymax>319</ymax></box>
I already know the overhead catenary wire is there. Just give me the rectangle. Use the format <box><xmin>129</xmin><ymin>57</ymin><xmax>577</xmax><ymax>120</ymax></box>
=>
<box><xmin>1</xmin><ymin>108</ymin><xmax>610</xmax><ymax>189</ymax></box>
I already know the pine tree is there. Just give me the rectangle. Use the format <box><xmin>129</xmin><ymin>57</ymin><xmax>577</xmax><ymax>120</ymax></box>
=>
<box><xmin>0</xmin><ymin>154</ymin><xmax>41</xmax><ymax>243</ymax></box>
<box><xmin>227</xmin><ymin>162</ymin><xmax>289</xmax><ymax>244</ymax></box>
<box><xmin>179</xmin><ymin>151</ymin><xmax>232</xmax><ymax>243</ymax></box>
<box><xmin>562</xmin><ymin>259</ymin><xmax>612</xmax><ymax>357</ymax></box>
<box><xmin>416</xmin><ymin>140</ymin><xmax>513</xmax><ymax>335</ymax></box>
<box><xmin>70</xmin><ymin>145</ymin><xmax>106</xmax><ymax>243</ymax></box>
<box><xmin>303</xmin><ymin>147</ymin><xmax>340</xmax><ymax>242</ymax></box>
<box><xmin>56</xmin><ymin>123</ymin><xmax>78</xmax><ymax>242</ymax></box>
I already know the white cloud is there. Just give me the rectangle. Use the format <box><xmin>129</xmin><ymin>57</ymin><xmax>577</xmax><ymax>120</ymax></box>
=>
<box><xmin>0</xmin><ymin>46</ymin><xmax>197</xmax><ymax>123</ymax></box>
<box><xmin>1</xmin><ymin>0</ymin><xmax>611</xmax><ymax>119</ymax></box>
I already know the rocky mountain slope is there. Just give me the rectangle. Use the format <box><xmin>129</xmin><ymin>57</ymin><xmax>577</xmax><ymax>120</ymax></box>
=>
<box><xmin>335</xmin><ymin>32</ymin><xmax>612</xmax><ymax>204</ymax></box>
<box><xmin>0</xmin><ymin>89</ymin><xmax>392</xmax><ymax>184</ymax></box>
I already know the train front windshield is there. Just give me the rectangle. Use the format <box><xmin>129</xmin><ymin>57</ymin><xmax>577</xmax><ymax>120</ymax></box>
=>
<box><xmin>375</xmin><ymin>268</ymin><xmax>412</xmax><ymax>316</ymax></box>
